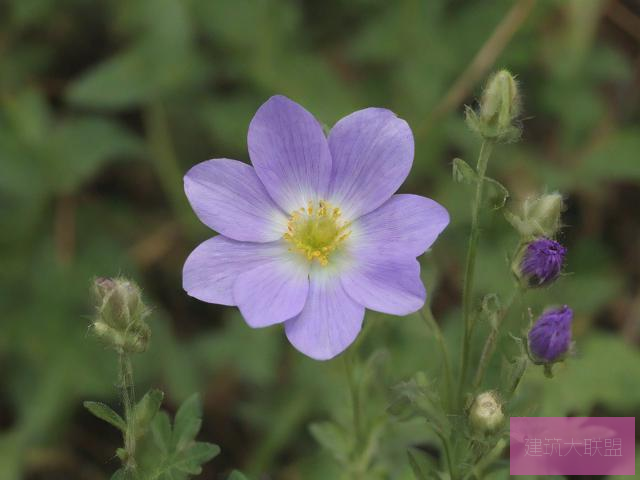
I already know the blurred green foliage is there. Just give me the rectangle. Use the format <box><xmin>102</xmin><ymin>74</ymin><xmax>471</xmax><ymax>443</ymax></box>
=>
<box><xmin>1</xmin><ymin>0</ymin><xmax>639</xmax><ymax>478</ymax></box>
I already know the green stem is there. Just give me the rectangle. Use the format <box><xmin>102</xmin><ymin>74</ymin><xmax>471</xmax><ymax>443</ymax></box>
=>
<box><xmin>435</xmin><ymin>430</ymin><xmax>455</xmax><ymax>479</ymax></box>
<box><xmin>143</xmin><ymin>102</ymin><xmax>202</xmax><ymax>238</ymax></box>
<box><xmin>459</xmin><ymin>140</ymin><xmax>494</xmax><ymax>406</ymax></box>
<box><xmin>418</xmin><ymin>308</ymin><xmax>453</xmax><ymax>408</ymax></box>
<box><xmin>119</xmin><ymin>352</ymin><xmax>136</xmax><ymax>471</ymax></box>
<box><xmin>508</xmin><ymin>357</ymin><xmax>529</xmax><ymax>396</ymax></box>
<box><xmin>471</xmin><ymin>285</ymin><xmax>524</xmax><ymax>390</ymax></box>
<box><xmin>343</xmin><ymin>355</ymin><xmax>367</xmax><ymax>480</ymax></box>
<box><xmin>343</xmin><ymin>355</ymin><xmax>363</xmax><ymax>448</ymax></box>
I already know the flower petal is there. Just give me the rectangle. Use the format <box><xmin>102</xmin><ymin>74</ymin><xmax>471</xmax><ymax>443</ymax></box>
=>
<box><xmin>184</xmin><ymin>159</ymin><xmax>287</xmax><ymax>242</ymax></box>
<box><xmin>183</xmin><ymin>236</ymin><xmax>279</xmax><ymax>305</ymax></box>
<box><xmin>341</xmin><ymin>257</ymin><xmax>426</xmax><ymax>316</ymax></box>
<box><xmin>353</xmin><ymin>194</ymin><xmax>449</xmax><ymax>259</ymax></box>
<box><xmin>285</xmin><ymin>267</ymin><xmax>364</xmax><ymax>360</ymax></box>
<box><xmin>328</xmin><ymin>108</ymin><xmax>413</xmax><ymax>219</ymax></box>
<box><xmin>234</xmin><ymin>255</ymin><xmax>309</xmax><ymax>328</ymax></box>
<box><xmin>248</xmin><ymin>95</ymin><xmax>332</xmax><ymax>213</ymax></box>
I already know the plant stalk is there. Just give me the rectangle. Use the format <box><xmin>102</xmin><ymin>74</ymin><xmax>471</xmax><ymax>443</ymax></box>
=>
<box><xmin>435</xmin><ymin>430</ymin><xmax>455</xmax><ymax>479</ymax></box>
<box><xmin>459</xmin><ymin>140</ymin><xmax>494</xmax><ymax>406</ymax></box>
<box><xmin>119</xmin><ymin>352</ymin><xmax>137</xmax><ymax>471</ymax></box>
<box><xmin>472</xmin><ymin>285</ymin><xmax>523</xmax><ymax>390</ymax></box>
<box><xmin>418</xmin><ymin>308</ymin><xmax>453</xmax><ymax>408</ymax></box>
<box><xmin>343</xmin><ymin>354</ymin><xmax>366</xmax><ymax>480</ymax></box>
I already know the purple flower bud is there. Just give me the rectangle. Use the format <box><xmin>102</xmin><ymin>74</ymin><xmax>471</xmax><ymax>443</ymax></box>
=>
<box><xmin>528</xmin><ymin>306</ymin><xmax>573</xmax><ymax>362</ymax></box>
<box><xmin>519</xmin><ymin>238</ymin><xmax>566</xmax><ymax>287</ymax></box>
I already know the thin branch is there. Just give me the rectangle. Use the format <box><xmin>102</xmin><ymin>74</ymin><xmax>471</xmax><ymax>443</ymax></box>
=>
<box><xmin>416</xmin><ymin>0</ymin><xmax>537</xmax><ymax>138</ymax></box>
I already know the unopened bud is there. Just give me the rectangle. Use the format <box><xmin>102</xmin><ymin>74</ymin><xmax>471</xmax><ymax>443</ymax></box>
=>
<box><xmin>469</xmin><ymin>391</ymin><xmax>504</xmax><ymax>433</ymax></box>
<box><xmin>92</xmin><ymin>277</ymin><xmax>150</xmax><ymax>353</ymax></box>
<box><xmin>525</xmin><ymin>193</ymin><xmax>564</xmax><ymax>238</ymax></box>
<box><xmin>528</xmin><ymin>306</ymin><xmax>573</xmax><ymax>364</ymax></box>
<box><xmin>466</xmin><ymin>70</ymin><xmax>521</xmax><ymax>143</ymax></box>
<box><xmin>506</xmin><ymin>193</ymin><xmax>565</xmax><ymax>239</ymax></box>
<box><xmin>514</xmin><ymin>237</ymin><xmax>566</xmax><ymax>287</ymax></box>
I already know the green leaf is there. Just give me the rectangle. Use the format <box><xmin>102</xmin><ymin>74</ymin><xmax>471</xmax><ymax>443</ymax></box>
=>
<box><xmin>485</xmin><ymin>177</ymin><xmax>510</xmax><ymax>210</ymax></box>
<box><xmin>309</xmin><ymin>421</ymin><xmax>350</xmax><ymax>463</ymax></box>
<box><xmin>151</xmin><ymin>411</ymin><xmax>172</xmax><ymax>454</ymax></box>
<box><xmin>134</xmin><ymin>389</ymin><xmax>164</xmax><ymax>439</ymax></box>
<box><xmin>83</xmin><ymin>401</ymin><xmax>126</xmax><ymax>432</ymax></box>
<box><xmin>504</xmin><ymin>210</ymin><xmax>527</xmax><ymax>236</ymax></box>
<box><xmin>172</xmin><ymin>393</ymin><xmax>202</xmax><ymax>450</ymax></box>
<box><xmin>170</xmin><ymin>441</ymin><xmax>220</xmax><ymax>475</ymax></box>
<box><xmin>66</xmin><ymin>0</ymin><xmax>202</xmax><ymax>109</ymax></box>
<box><xmin>387</xmin><ymin>372</ymin><xmax>449</xmax><ymax>435</ymax></box>
<box><xmin>536</xmin><ymin>334</ymin><xmax>640</xmax><ymax>416</ymax></box>
<box><xmin>111</xmin><ymin>468</ymin><xmax>139</xmax><ymax>480</ymax></box>
<box><xmin>228</xmin><ymin>471</ymin><xmax>250</xmax><ymax>480</ymax></box>
<box><xmin>139</xmin><ymin>394</ymin><xmax>219</xmax><ymax>479</ymax></box>
<box><xmin>407</xmin><ymin>448</ymin><xmax>434</xmax><ymax>479</ymax></box>
<box><xmin>111</xmin><ymin>468</ymin><xmax>126</xmax><ymax>480</ymax></box>
<box><xmin>452</xmin><ymin>157</ymin><xmax>478</xmax><ymax>184</ymax></box>
<box><xmin>66</xmin><ymin>45</ymin><xmax>168</xmax><ymax>109</ymax></box>
<box><xmin>47</xmin><ymin>117</ymin><xmax>143</xmax><ymax>193</ymax></box>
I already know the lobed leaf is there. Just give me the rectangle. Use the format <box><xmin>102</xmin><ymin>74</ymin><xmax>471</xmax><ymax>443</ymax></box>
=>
<box><xmin>134</xmin><ymin>389</ymin><xmax>164</xmax><ymax>439</ymax></box>
<box><xmin>84</xmin><ymin>401</ymin><xmax>126</xmax><ymax>432</ymax></box>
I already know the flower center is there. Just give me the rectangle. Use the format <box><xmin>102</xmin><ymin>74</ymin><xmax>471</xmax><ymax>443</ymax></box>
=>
<box><xmin>283</xmin><ymin>200</ymin><xmax>351</xmax><ymax>266</ymax></box>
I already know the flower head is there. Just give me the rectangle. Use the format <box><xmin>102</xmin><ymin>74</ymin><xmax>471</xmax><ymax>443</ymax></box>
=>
<box><xmin>92</xmin><ymin>277</ymin><xmax>150</xmax><ymax>353</ymax></box>
<box><xmin>466</xmin><ymin>69</ymin><xmax>521</xmax><ymax>143</ymax></box>
<box><xmin>469</xmin><ymin>391</ymin><xmax>504</xmax><ymax>433</ymax></box>
<box><xmin>183</xmin><ymin>96</ymin><xmax>449</xmax><ymax>360</ymax></box>
<box><xmin>518</xmin><ymin>238</ymin><xmax>566</xmax><ymax>287</ymax></box>
<box><xmin>528</xmin><ymin>306</ymin><xmax>573</xmax><ymax>363</ymax></box>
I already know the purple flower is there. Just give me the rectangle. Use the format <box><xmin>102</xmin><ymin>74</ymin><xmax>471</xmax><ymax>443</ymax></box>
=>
<box><xmin>528</xmin><ymin>306</ymin><xmax>573</xmax><ymax>362</ymax></box>
<box><xmin>182</xmin><ymin>96</ymin><xmax>449</xmax><ymax>360</ymax></box>
<box><xmin>519</xmin><ymin>238</ymin><xmax>566</xmax><ymax>287</ymax></box>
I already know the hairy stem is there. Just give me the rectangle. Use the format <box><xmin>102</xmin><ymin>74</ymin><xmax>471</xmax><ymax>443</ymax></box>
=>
<box><xmin>343</xmin><ymin>355</ymin><xmax>366</xmax><ymax>480</ymax></box>
<box><xmin>472</xmin><ymin>285</ymin><xmax>524</xmax><ymax>390</ymax></box>
<box><xmin>435</xmin><ymin>430</ymin><xmax>455</xmax><ymax>479</ymax></box>
<box><xmin>459</xmin><ymin>140</ymin><xmax>494</xmax><ymax>406</ymax></box>
<box><xmin>343</xmin><ymin>355</ymin><xmax>362</xmax><ymax>447</ymax></box>
<box><xmin>119</xmin><ymin>352</ymin><xmax>136</xmax><ymax>471</ymax></box>
<box><xmin>418</xmin><ymin>308</ymin><xmax>453</xmax><ymax>408</ymax></box>
<box><xmin>508</xmin><ymin>357</ymin><xmax>530</xmax><ymax>396</ymax></box>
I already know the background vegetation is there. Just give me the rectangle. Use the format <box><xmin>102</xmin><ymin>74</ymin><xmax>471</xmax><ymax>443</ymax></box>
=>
<box><xmin>1</xmin><ymin>0</ymin><xmax>639</xmax><ymax>478</ymax></box>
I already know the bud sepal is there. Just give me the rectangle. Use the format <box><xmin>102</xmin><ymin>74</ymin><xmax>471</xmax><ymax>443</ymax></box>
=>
<box><xmin>506</xmin><ymin>193</ymin><xmax>565</xmax><ymax>240</ymax></box>
<box><xmin>466</xmin><ymin>70</ymin><xmax>521</xmax><ymax>143</ymax></box>
<box><xmin>92</xmin><ymin>277</ymin><xmax>151</xmax><ymax>353</ymax></box>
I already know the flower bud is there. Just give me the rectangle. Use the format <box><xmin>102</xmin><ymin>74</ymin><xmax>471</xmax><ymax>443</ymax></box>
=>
<box><xmin>466</xmin><ymin>70</ymin><xmax>521</xmax><ymax>143</ymax></box>
<box><xmin>528</xmin><ymin>306</ymin><xmax>573</xmax><ymax>363</ymax></box>
<box><xmin>515</xmin><ymin>238</ymin><xmax>566</xmax><ymax>287</ymax></box>
<box><xmin>525</xmin><ymin>193</ymin><xmax>564</xmax><ymax>238</ymax></box>
<box><xmin>92</xmin><ymin>277</ymin><xmax>150</xmax><ymax>353</ymax></box>
<box><xmin>506</xmin><ymin>193</ymin><xmax>565</xmax><ymax>239</ymax></box>
<box><xmin>469</xmin><ymin>391</ymin><xmax>504</xmax><ymax>434</ymax></box>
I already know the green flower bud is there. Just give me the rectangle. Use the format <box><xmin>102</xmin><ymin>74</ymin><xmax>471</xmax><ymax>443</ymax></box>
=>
<box><xmin>506</xmin><ymin>193</ymin><xmax>565</xmax><ymax>239</ymax></box>
<box><xmin>469</xmin><ymin>391</ymin><xmax>504</xmax><ymax>434</ymax></box>
<box><xmin>466</xmin><ymin>70</ymin><xmax>521</xmax><ymax>143</ymax></box>
<box><xmin>92</xmin><ymin>277</ymin><xmax>150</xmax><ymax>353</ymax></box>
<box><xmin>525</xmin><ymin>193</ymin><xmax>564</xmax><ymax>238</ymax></box>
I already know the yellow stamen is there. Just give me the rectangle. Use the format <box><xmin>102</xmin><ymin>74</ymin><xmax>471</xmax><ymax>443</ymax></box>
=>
<box><xmin>283</xmin><ymin>199</ymin><xmax>351</xmax><ymax>266</ymax></box>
